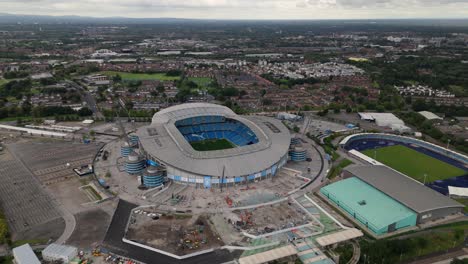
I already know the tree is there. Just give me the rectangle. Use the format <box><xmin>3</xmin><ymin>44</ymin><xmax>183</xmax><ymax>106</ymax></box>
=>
<box><xmin>451</xmin><ymin>258</ymin><xmax>468</xmax><ymax>264</ymax></box>
<box><xmin>156</xmin><ymin>84</ymin><xmax>165</xmax><ymax>93</ymax></box>
<box><xmin>113</xmin><ymin>74</ymin><xmax>122</xmax><ymax>82</ymax></box>
<box><xmin>77</xmin><ymin>107</ymin><xmax>93</xmax><ymax>117</ymax></box>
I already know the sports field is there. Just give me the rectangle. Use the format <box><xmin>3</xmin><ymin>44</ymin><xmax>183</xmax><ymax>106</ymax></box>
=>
<box><xmin>101</xmin><ymin>71</ymin><xmax>181</xmax><ymax>81</ymax></box>
<box><xmin>362</xmin><ymin>145</ymin><xmax>466</xmax><ymax>183</ymax></box>
<box><xmin>190</xmin><ymin>139</ymin><xmax>235</xmax><ymax>151</ymax></box>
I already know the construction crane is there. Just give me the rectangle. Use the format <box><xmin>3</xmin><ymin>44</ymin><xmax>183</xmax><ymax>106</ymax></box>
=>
<box><xmin>116</xmin><ymin>98</ymin><xmax>136</xmax><ymax>145</ymax></box>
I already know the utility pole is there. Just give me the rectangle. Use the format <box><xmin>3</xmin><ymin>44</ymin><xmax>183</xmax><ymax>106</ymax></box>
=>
<box><xmin>220</xmin><ymin>165</ymin><xmax>225</xmax><ymax>193</ymax></box>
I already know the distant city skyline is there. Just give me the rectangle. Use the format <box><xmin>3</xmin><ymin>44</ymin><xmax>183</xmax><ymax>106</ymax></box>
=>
<box><xmin>1</xmin><ymin>0</ymin><xmax>468</xmax><ymax>20</ymax></box>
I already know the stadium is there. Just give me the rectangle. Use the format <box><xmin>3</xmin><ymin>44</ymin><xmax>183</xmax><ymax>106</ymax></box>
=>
<box><xmin>136</xmin><ymin>103</ymin><xmax>290</xmax><ymax>188</ymax></box>
<box><xmin>339</xmin><ymin>133</ymin><xmax>468</xmax><ymax>194</ymax></box>
<box><xmin>317</xmin><ymin>133</ymin><xmax>467</xmax><ymax>236</ymax></box>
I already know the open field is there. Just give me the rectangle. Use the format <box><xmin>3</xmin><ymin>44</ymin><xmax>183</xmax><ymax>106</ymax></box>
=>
<box><xmin>362</xmin><ymin>145</ymin><xmax>466</xmax><ymax>183</ymax></box>
<box><xmin>190</xmin><ymin>138</ymin><xmax>235</xmax><ymax>151</ymax></box>
<box><xmin>101</xmin><ymin>71</ymin><xmax>181</xmax><ymax>81</ymax></box>
<box><xmin>188</xmin><ymin>77</ymin><xmax>213</xmax><ymax>88</ymax></box>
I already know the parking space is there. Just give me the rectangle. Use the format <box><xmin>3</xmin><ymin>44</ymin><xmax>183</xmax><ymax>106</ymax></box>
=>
<box><xmin>0</xmin><ymin>158</ymin><xmax>62</xmax><ymax>235</ymax></box>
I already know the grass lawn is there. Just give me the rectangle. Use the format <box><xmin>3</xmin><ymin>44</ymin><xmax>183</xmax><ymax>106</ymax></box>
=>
<box><xmin>101</xmin><ymin>71</ymin><xmax>180</xmax><ymax>81</ymax></box>
<box><xmin>362</xmin><ymin>145</ymin><xmax>466</xmax><ymax>183</ymax></box>
<box><xmin>190</xmin><ymin>138</ymin><xmax>235</xmax><ymax>151</ymax></box>
<box><xmin>328</xmin><ymin>158</ymin><xmax>353</xmax><ymax>179</ymax></box>
<box><xmin>454</xmin><ymin>198</ymin><xmax>468</xmax><ymax>213</ymax></box>
<box><xmin>0</xmin><ymin>78</ymin><xmax>9</xmax><ymax>86</ymax></box>
<box><xmin>188</xmin><ymin>77</ymin><xmax>213</xmax><ymax>88</ymax></box>
<box><xmin>82</xmin><ymin>185</ymin><xmax>102</xmax><ymax>201</ymax></box>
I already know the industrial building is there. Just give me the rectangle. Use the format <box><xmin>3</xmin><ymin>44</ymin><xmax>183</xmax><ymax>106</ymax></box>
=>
<box><xmin>321</xmin><ymin>165</ymin><xmax>464</xmax><ymax>235</ymax></box>
<box><xmin>136</xmin><ymin>103</ymin><xmax>290</xmax><ymax>188</ymax></box>
<box><xmin>357</xmin><ymin>112</ymin><xmax>411</xmax><ymax>133</ymax></box>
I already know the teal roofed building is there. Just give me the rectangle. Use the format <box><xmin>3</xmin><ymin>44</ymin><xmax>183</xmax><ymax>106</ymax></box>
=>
<box><xmin>320</xmin><ymin>177</ymin><xmax>417</xmax><ymax>235</ymax></box>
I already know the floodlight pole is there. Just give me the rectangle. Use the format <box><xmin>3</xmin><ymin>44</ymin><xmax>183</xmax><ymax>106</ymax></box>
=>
<box><xmin>220</xmin><ymin>165</ymin><xmax>225</xmax><ymax>193</ymax></box>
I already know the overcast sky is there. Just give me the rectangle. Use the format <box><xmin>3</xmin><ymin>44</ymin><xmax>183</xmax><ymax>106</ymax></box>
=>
<box><xmin>1</xmin><ymin>0</ymin><xmax>468</xmax><ymax>19</ymax></box>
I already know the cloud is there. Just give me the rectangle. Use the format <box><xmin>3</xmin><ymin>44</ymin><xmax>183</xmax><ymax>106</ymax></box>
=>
<box><xmin>0</xmin><ymin>0</ymin><xmax>468</xmax><ymax>19</ymax></box>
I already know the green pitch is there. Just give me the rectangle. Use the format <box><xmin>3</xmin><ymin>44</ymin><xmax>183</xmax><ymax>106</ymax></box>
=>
<box><xmin>362</xmin><ymin>145</ymin><xmax>466</xmax><ymax>183</ymax></box>
<box><xmin>101</xmin><ymin>71</ymin><xmax>181</xmax><ymax>81</ymax></box>
<box><xmin>190</xmin><ymin>139</ymin><xmax>235</xmax><ymax>151</ymax></box>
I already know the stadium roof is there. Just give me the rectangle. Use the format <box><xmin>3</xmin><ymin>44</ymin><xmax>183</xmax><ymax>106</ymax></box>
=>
<box><xmin>137</xmin><ymin>103</ymin><xmax>290</xmax><ymax>177</ymax></box>
<box><xmin>346</xmin><ymin>165</ymin><xmax>464</xmax><ymax>214</ymax></box>
<box><xmin>418</xmin><ymin>111</ymin><xmax>443</xmax><ymax>120</ymax></box>
<box><xmin>448</xmin><ymin>186</ymin><xmax>468</xmax><ymax>197</ymax></box>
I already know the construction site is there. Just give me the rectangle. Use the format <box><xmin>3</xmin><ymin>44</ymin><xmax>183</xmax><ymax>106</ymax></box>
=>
<box><xmin>126</xmin><ymin>210</ymin><xmax>224</xmax><ymax>256</ymax></box>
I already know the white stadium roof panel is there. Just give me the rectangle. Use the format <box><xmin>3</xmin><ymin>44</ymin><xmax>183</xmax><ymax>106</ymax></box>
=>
<box><xmin>137</xmin><ymin>103</ymin><xmax>291</xmax><ymax>178</ymax></box>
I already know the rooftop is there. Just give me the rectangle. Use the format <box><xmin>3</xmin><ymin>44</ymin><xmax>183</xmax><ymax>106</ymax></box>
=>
<box><xmin>137</xmin><ymin>103</ymin><xmax>290</xmax><ymax>177</ymax></box>
<box><xmin>321</xmin><ymin>177</ymin><xmax>417</xmax><ymax>231</ymax></box>
<box><xmin>418</xmin><ymin>111</ymin><xmax>443</xmax><ymax>120</ymax></box>
<box><xmin>346</xmin><ymin>165</ymin><xmax>464</xmax><ymax>214</ymax></box>
<box><xmin>12</xmin><ymin>244</ymin><xmax>41</xmax><ymax>264</ymax></box>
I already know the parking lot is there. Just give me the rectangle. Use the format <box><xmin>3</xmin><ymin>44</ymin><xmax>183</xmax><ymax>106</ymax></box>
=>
<box><xmin>0</xmin><ymin>150</ymin><xmax>63</xmax><ymax>238</ymax></box>
<box><xmin>9</xmin><ymin>141</ymin><xmax>103</xmax><ymax>185</ymax></box>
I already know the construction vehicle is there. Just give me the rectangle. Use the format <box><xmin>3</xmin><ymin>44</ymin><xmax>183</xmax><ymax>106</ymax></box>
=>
<box><xmin>92</xmin><ymin>247</ymin><xmax>101</xmax><ymax>257</ymax></box>
<box><xmin>225</xmin><ymin>196</ymin><xmax>233</xmax><ymax>207</ymax></box>
<box><xmin>239</xmin><ymin>210</ymin><xmax>253</xmax><ymax>226</ymax></box>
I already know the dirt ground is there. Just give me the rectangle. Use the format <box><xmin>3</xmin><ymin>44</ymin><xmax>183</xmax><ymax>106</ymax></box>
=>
<box><xmin>233</xmin><ymin>201</ymin><xmax>309</xmax><ymax>235</ymax></box>
<box><xmin>127</xmin><ymin>213</ymin><xmax>224</xmax><ymax>255</ymax></box>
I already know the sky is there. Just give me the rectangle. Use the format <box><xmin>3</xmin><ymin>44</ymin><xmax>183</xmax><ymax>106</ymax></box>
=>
<box><xmin>1</xmin><ymin>0</ymin><xmax>468</xmax><ymax>19</ymax></box>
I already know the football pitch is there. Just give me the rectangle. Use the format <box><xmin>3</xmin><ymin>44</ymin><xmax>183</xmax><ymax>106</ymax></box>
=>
<box><xmin>190</xmin><ymin>139</ymin><xmax>235</xmax><ymax>151</ymax></box>
<box><xmin>362</xmin><ymin>145</ymin><xmax>466</xmax><ymax>183</ymax></box>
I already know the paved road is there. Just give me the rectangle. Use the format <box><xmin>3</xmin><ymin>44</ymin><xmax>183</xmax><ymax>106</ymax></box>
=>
<box><xmin>66</xmin><ymin>80</ymin><xmax>103</xmax><ymax>119</ymax></box>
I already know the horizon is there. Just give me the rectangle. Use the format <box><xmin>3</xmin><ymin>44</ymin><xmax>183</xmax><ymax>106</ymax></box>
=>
<box><xmin>1</xmin><ymin>0</ymin><xmax>468</xmax><ymax>20</ymax></box>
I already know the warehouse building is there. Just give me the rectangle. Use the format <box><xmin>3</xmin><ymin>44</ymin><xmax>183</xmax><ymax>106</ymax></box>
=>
<box><xmin>321</xmin><ymin>165</ymin><xmax>464</xmax><ymax>235</ymax></box>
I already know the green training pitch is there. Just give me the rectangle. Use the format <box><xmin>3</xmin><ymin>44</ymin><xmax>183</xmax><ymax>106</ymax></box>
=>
<box><xmin>190</xmin><ymin>139</ymin><xmax>235</xmax><ymax>151</ymax></box>
<box><xmin>101</xmin><ymin>71</ymin><xmax>181</xmax><ymax>81</ymax></box>
<box><xmin>362</xmin><ymin>145</ymin><xmax>466</xmax><ymax>183</ymax></box>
